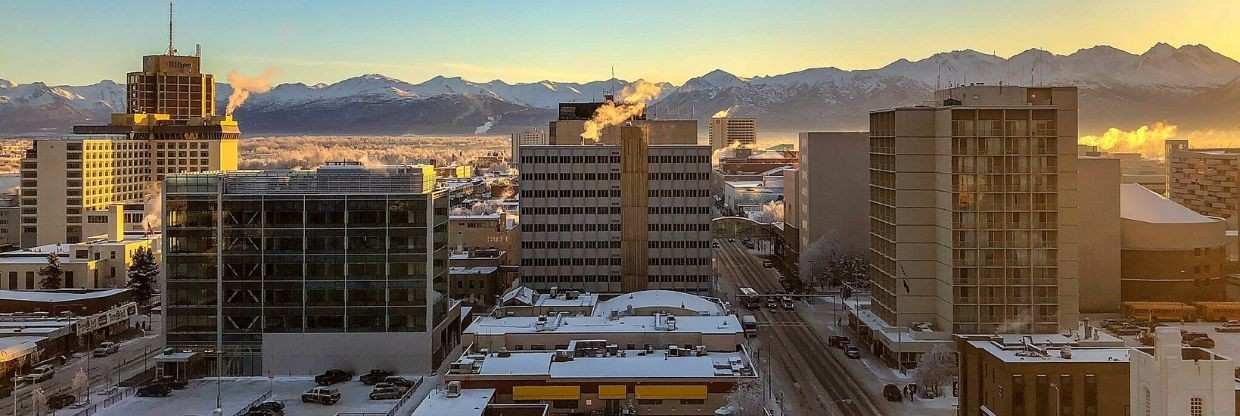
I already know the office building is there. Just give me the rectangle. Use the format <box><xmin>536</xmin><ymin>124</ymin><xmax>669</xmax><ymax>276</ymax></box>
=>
<box><xmin>548</xmin><ymin>98</ymin><xmax>697</xmax><ymax>146</ymax></box>
<box><xmin>797</xmin><ymin>132</ymin><xmax>870</xmax><ymax>263</ymax></box>
<box><xmin>1077</xmin><ymin>157</ymin><xmax>1122</xmax><ymax>313</ymax></box>
<box><xmin>511</xmin><ymin>129</ymin><xmax>548</xmax><ymax>167</ymax></box>
<box><xmin>866</xmin><ymin>86</ymin><xmax>1081</xmax><ymax>361</ymax></box>
<box><xmin>709</xmin><ymin>117</ymin><xmax>757</xmax><ymax>152</ymax></box>
<box><xmin>519</xmin><ymin>125</ymin><xmax>712</xmax><ymax>295</ymax></box>
<box><xmin>1168</xmin><ymin>143</ymin><xmax>1240</xmax><ymax>223</ymax></box>
<box><xmin>1131</xmin><ymin>327</ymin><xmax>1236</xmax><ymax>416</ymax></box>
<box><xmin>162</xmin><ymin>162</ymin><xmax>458</xmax><ymax>376</ymax></box>
<box><xmin>956</xmin><ymin>332</ymin><xmax>1130</xmax><ymax>416</ymax></box>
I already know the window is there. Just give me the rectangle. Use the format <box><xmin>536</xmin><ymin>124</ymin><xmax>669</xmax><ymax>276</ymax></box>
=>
<box><xmin>1011</xmin><ymin>374</ymin><xmax>1025</xmax><ymax>416</ymax></box>
<box><xmin>636</xmin><ymin>399</ymin><xmax>662</xmax><ymax>405</ymax></box>
<box><xmin>1143</xmin><ymin>387</ymin><xmax>1151</xmax><ymax>416</ymax></box>
<box><xmin>1060</xmin><ymin>375</ymin><xmax>1073</xmax><ymax>416</ymax></box>
<box><xmin>680</xmin><ymin>399</ymin><xmax>705</xmax><ymax>405</ymax></box>
<box><xmin>1190</xmin><ymin>397</ymin><xmax>1204</xmax><ymax>416</ymax></box>
<box><xmin>1036</xmin><ymin>375</ymin><xmax>1048</xmax><ymax>416</ymax></box>
<box><xmin>551</xmin><ymin>400</ymin><xmax>577</xmax><ymax>409</ymax></box>
<box><xmin>1084</xmin><ymin>374</ymin><xmax>1098</xmax><ymax>416</ymax></box>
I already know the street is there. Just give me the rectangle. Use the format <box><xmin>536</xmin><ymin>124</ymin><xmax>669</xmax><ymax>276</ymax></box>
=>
<box><xmin>715</xmin><ymin>238</ymin><xmax>955</xmax><ymax>416</ymax></box>
<box><xmin>1</xmin><ymin>314</ymin><xmax>163</xmax><ymax>416</ymax></box>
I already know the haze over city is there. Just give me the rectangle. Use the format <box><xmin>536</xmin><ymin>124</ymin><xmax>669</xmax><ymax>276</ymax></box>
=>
<box><xmin>2</xmin><ymin>1</ymin><xmax>1240</xmax><ymax>416</ymax></box>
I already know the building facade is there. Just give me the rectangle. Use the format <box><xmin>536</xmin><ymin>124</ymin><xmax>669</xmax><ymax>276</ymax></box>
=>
<box><xmin>797</xmin><ymin>132</ymin><xmax>871</xmax><ymax>264</ymax></box>
<box><xmin>709</xmin><ymin>117</ymin><xmax>757</xmax><ymax>152</ymax></box>
<box><xmin>1077</xmin><ymin>157</ymin><xmax>1122</xmax><ymax>313</ymax></box>
<box><xmin>518</xmin><ymin>125</ymin><xmax>712</xmax><ymax>295</ymax></box>
<box><xmin>867</xmin><ymin>86</ymin><xmax>1081</xmax><ymax>341</ymax></box>
<box><xmin>1130</xmin><ymin>327</ymin><xmax>1236</xmax><ymax>416</ymax></box>
<box><xmin>0</xmin><ymin>237</ymin><xmax>156</xmax><ymax>290</ymax></box>
<box><xmin>1168</xmin><ymin>145</ymin><xmax>1240</xmax><ymax>224</ymax></box>
<box><xmin>126</xmin><ymin>54</ymin><xmax>217</xmax><ymax>121</ymax></box>
<box><xmin>1120</xmin><ymin>184</ymin><xmax>1228</xmax><ymax>303</ymax></box>
<box><xmin>162</xmin><ymin>163</ymin><xmax>458</xmax><ymax>376</ymax></box>
<box><xmin>511</xmin><ymin>129</ymin><xmax>548</xmax><ymax>167</ymax></box>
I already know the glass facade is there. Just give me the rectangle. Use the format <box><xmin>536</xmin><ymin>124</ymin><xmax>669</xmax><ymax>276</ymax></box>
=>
<box><xmin>165</xmin><ymin>173</ymin><xmax>448</xmax><ymax>375</ymax></box>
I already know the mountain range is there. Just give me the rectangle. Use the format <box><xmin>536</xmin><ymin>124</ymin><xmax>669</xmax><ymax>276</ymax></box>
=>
<box><xmin>3</xmin><ymin>43</ymin><xmax>1239</xmax><ymax>136</ymax></box>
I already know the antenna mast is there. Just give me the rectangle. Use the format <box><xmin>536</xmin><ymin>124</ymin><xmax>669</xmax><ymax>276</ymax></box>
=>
<box><xmin>167</xmin><ymin>0</ymin><xmax>176</xmax><ymax>55</ymax></box>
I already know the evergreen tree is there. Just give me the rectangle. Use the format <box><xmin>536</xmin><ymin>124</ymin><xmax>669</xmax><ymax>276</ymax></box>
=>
<box><xmin>128</xmin><ymin>247</ymin><xmax>159</xmax><ymax>311</ymax></box>
<box><xmin>38</xmin><ymin>252</ymin><xmax>63</xmax><ymax>289</ymax></box>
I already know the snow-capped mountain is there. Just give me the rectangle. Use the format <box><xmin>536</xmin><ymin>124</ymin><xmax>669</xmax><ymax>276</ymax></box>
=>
<box><xmin>3</xmin><ymin>43</ymin><xmax>1238</xmax><ymax>135</ymax></box>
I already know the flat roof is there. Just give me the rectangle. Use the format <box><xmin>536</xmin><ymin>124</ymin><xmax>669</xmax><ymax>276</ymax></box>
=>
<box><xmin>534</xmin><ymin>293</ymin><xmax>598</xmax><ymax>308</ymax></box>
<box><xmin>466</xmin><ymin>349</ymin><xmax>753</xmax><ymax>379</ymax></box>
<box><xmin>412</xmin><ymin>388</ymin><xmax>495</xmax><ymax>416</ymax></box>
<box><xmin>968</xmin><ymin>339</ymin><xmax>1131</xmax><ymax>364</ymax></box>
<box><xmin>466</xmin><ymin>315</ymin><xmax>743</xmax><ymax>336</ymax></box>
<box><xmin>593</xmin><ymin>290</ymin><xmax>725</xmax><ymax>317</ymax></box>
<box><xmin>0</xmin><ymin>336</ymin><xmax>43</xmax><ymax>359</ymax></box>
<box><xmin>450</xmin><ymin>266</ymin><xmax>499</xmax><ymax>275</ymax></box>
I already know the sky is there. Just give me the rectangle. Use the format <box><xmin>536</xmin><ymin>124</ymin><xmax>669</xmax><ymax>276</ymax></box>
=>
<box><xmin>2</xmin><ymin>0</ymin><xmax>1239</xmax><ymax>86</ymax></box>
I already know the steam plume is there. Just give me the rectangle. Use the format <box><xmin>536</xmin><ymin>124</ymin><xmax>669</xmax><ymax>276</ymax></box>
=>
<box><xmin>143</xmin><ymin>182</ymin><xmax>162</xmax><ymax>232</ymax></box>
<box><xmin>712</xmin><ymin>106</ymin><xmax>735</xmax><ymax>118</ymax></box>
<box><xmin>475</xmin><ymin>117</ymin><xmax>495</xmax><ymax>134</ymax></box>
<box><xmin>226</xmin><ymin>68</ymin><xmax>277</xmax><ymax>115</ymax></box>
<box><xmin>580</xmin><ymin>80</ymin><xmax>662</xmax><ymax>142</ymax></box>
<box><xmin>1079</xmin><ymin>122</ymin><xmax>1177</xmax><ymax>158</ymax></box>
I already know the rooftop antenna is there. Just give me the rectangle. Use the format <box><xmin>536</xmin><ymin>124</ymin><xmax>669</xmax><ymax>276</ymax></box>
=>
<box><xmin>611</xmin><ymin>66</ymin><xmax>616</xmax><ymax>99</ymax></box>
<box><xmin>167</xmin><ymin>0</ymin><xmax>176</xmax><ymax>55</ymax></box>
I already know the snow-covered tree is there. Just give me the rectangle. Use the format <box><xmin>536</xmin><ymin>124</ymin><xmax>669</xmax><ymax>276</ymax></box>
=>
<box><xmin>38</xmin><ymin>252</ymin><xmax>63</xmax><ymax>289</ymax></box>
<box><xmin>71</xmin><ymin>368</ymin><xmax>88</xmax><ymax>397</ymax></box>
<box><xmin>725</xmin><ymin>379</ymin><xmax>765</xmax><ymax>416</ymax></box>
<box><xmin>799</xmin><ymin>237</ymin><xmax>867</xmax><ymax>289</ymax></box>
<box><xmin>914</xmin><ymin>345</ymin><xmax>958</xmax><ymax>397</ymax></box>
<box><xmin>128</xmin><ymin>246</ymin><xmax>159</xmax><ymax>311</ymax></box>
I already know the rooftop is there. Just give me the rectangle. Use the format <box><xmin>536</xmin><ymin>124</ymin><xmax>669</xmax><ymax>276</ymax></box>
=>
<box><xmin>593</xmin><ymin>290</ymin><xmax>725</xmax><ymax>317</ymax></box>
<box><xmin>456</xmin><ymin>348</ymin><xmax>755</xmax><ymax>380</ymax></box>
<box><xmin>1120</xmin><ymin>183</ymin><xmax>1220</xmax><ymax>224</ymax></box>
<box><xmin>466</xmin><ymin>314</ymin><xmax>743</xmax><ymax>337</ymax></box>
<box><xmin>0</xmin><ymin>288</ymin><xmax>131</xmax><ymax>303</ymax></box>
<box><xmin>412</xmin><ymin>388</ymin><xmax>496</xmax><ymax>416</ymax></box>
<box><xmin>166</xmin><ymin>163</ymin><xmax>437</xmax><ymax>195</ymax></box>
<box><xmin>968</xmin><ymin>339</ymin><xmax>1131</xmax><ymax>364</ymax></box>
<box><xmin>450</xmin><ymin>266</ymin><xmax>499</xmax><ymax>275</ymax></box>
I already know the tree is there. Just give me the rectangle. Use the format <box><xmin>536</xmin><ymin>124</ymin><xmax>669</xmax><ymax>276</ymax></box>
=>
<box><xmin>724</xmin><ymin>379</ymin><xmax>765</xmax><ymax>416</ymax></box>
<box><xmin>128</xmin><ymin>246</ymin><xmax>159</xmax><ymax>312</ymax></box>
<box><xmin>38</xmin><ymin>252</ymin><xmax>63</xmax><ymax>289</ymax></box>
<box><xmin>914</xmin><ymin>344</ymin><xmax>958</xmax><ymax>397</ymax></box>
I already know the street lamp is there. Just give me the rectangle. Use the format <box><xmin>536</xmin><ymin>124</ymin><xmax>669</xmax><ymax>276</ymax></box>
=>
<box><xmin>1049</xmin><ymin>382</ymin><xmax>1062</xmax><ymax>416</ymax></box>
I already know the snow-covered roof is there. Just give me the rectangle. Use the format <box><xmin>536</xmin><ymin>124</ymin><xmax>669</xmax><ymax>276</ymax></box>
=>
<box><xmin>478</xmin><ymin>352</ymin><xmax>555</xmax><ymax>375</ymax></box>
<box><xmin>467</xmin><ymin>349</ymin><xmax>754</xmax><ymax>379</ymax></box>
<box><xmin>0</xmin><ymin>336</ymin><xmax>43</xmax><ymax>359</ymax></box>
<box><xmin>1120</xmin><ymin>183</ymin><xmax>1219</xmax><ymax>224</ymax></box>
<box><xmin>450</xmin><ymin>213</ymin><xmax>502</xmax><ymax>220</ymax></box>
<box><xmin>968</xmin><ymin>339</ymin><xmax>1131</xmax><ymax>363</ymax></box>
<box><xmin>0</xmin><ymin>288</ymin><xmax>130</xmax><ymax>303</ymax></box>
<box><xmin>593</xmin><ymin>290</ymin><xmax>725</xmax><ymax>317</ymax></box>
<box><xmin>412</xmin><ymin>388</ymin><xmax>495</xmax><ymax>416</ymax></box>
<box><xmin>450</xmin><ymin>266</ymin><xmax>499</xmax><ymax>275</ymax></box>
<box><xmin>466</xmin><ymin>315</ymin><xmax>743</xmax><ymax>336</ymax></box>
<box><xmin>501</xmin><ymin>286</ymin><xmax>537</xmax><ymax>306</ymax></box>
<box><xmin>534</xmin><ymin>293</ymin><xmax>597</xmax><ymax>308</ymax></box>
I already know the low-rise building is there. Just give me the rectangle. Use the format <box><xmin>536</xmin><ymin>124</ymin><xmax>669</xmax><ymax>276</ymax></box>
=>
<box><xmin>465</xmin><ymin>313</ymin><xmax>746</xmax><ymax>354</ymax></box>
<box><xmin>1131</xmin><ymin>326</ymin><xmax>1236</xmax><ymax>416</ymax></box>
<box><xmin>413</xmin><ymin>387</ymin><xmax>549</xmax><ymax>416</ymax></box>
<box><xmin>451</xmin><ymin>266</ymin><xmax>502</xmax><ymax>307</ymax></box>
<box><xmin>0</xmin><ymin>235</ymin><xmax>157</xmax><ymax>290</ymax></box>
<box><xmin>1120</xmin><ymin>184</ymin><xmax>1228</xmax><ymax>303</ymax></box>
<box><xmin>497</xmin><ymin>287</ymin><xmax>598</xmax><ymax>318</ymax></box>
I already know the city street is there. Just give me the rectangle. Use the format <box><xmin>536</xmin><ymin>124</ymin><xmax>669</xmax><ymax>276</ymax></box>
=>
<box><xmin>715</xmin><ymin>238</ymin><xmax>955</xmax><ymax>416</ymax></box>
<box><xmin>1</xmin><ymin>314</ymin><xmax>163</xmax><ymax>416</ymax></box>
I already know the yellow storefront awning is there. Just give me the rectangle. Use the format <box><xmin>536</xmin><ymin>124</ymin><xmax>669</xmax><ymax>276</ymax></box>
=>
<box><xmin>513</xmin><ymin>385</ymin><xmax>581</xmax><ymax>401</ymax></box>
<box><xmin>598</xmin><ymin>385</ymin><xmax>627</xmax><ymax>400</ymax></box>
<box><xmin>634</xmin><ymin>385</ymin><xmax>707</xmax><ymax>400</ymax></box>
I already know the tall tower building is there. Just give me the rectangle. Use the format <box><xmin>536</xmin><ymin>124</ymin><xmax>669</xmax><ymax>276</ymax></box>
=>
<box><xmin>866</xmin><ymin>86</ymin><xmax>1079</xmax><ymax>367</ymax></box>
<box><xmin>518</xmin><ymin>124</ymin><xmax>712</xmax><ymax>295</ymax></box>
<box><xmin>709</xmin><ymin>117</ymin><xmax>757</xmax><ymax>152</ymax></box>
<box><xmin>162</xmin><ymin>163</ymin><xmax>457</xmax><ymax>375</ymax></box>
<box><xmin>126</xmin><ymin>54</ymin><xmax>216</xmax><ymax>120</ymax></box>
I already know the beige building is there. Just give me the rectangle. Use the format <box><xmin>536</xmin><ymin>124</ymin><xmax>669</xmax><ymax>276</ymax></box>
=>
<box><xmin>867</xmin><ymin>86</ymin><xmax>1081</xmax><ymax>346</ymax></box>
<box><xmin>1077</xmin><ymin>157</ymin><xmax>1122</xmax><ymax>313</ymax></box>
<box><xmin>0</xmin><ymin>236</ymin><xmax>156</xmax><ymax>290</ymax></box>
<box><xmin>449</xmin><ymin>212</ymin><xmax>519</xmax><ymax>265</ymax></box>
<box><xmin>1168</xmin><ymin>143</ymin><xmax>1240</xmax><ymax>224</ymax></box>
<box><xmin>797</xmin><ymin>132</ymin><xmax>871</xmax><ymax>269</ymax></box>
<box><xmin>1120</xmin><ymin>183</ymin><xmax>1227</xmax><ymax>303</ymax></box>
<box><xmin>709</xmin><ymin>117</ymin><xmax>756</xmax><ymax>152</ymax></box>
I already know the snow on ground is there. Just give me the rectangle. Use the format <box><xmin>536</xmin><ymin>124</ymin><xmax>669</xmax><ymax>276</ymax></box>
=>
<box><xmin>98</xmin><ymin>376</ymin><xmax>410</xmax><ymax>416</ymax></box>
<box><xmin>268</xmin><ymin>377</ymin><xmax>402</xmax><ymax>416</ymax></box>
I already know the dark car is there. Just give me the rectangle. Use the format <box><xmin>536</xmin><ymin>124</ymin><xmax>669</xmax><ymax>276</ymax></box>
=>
<box><xmin>157</xmin><ymin>376</ymin><xmax>188</xmax><ymax>390</ymax></box>
<box><xmin>883</xmin><ymin>384</ymin><xmax>903</xmax><ymax>402</ymax></box>
<box><xmin>47</xmin><ymin>394</ymin><xmax>75</xmax><ymax>409</ymax></box>
<box><xmin>360</xmin><ymin>369</ymin><xmax>395</xmax><ymax>385</ymax></box>
<box><xmin>246</xmin><ymin>401</ymin><xmax>286</xmax><ymax>416</ymax></box>
<box><xmin>315</xmin><ymin>369</ymin><xmax>353</xmax><ymax>386</ymax></box>
<box><xmin>828</xmin><ymin>336</ymin><xmax>850</xmax><ymax>349</ymax></box>
<box><xmin>384</xmin><ymin>376</ymin><xmax>414</xmax><ymax>389</ymax></box>
<box><xmin>844</xmin><ymin>345</ymin><xmax>861</xmax><ymax>359</ymax></box>
<box><xmin>136</xmin><ymin>383</ymin><xmax>172</xmax><ymax>397</ymax></box>
<box><xmin>1189</xmin><ymin>336</ymin><xmax>1216</xmax><ymax>348</ymax></box>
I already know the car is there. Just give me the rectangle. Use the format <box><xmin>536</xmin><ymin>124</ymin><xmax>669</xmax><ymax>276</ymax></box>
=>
<box><xmin>360</xmin><ymin>369</ymin><xmax>395</xmax><ymax>385</ymax></box>
<box><xmin>781</xmin><ymin>299</ymin><xmax>796</xmax><ymax>310</ymax></box>
<box><xmin>762</xmin><ymin>260</ymin><xmax>773</xmax><ymax>268</ymax></box>
<box><xmin>135</xmin><ymin>383</ymin><xmax>171</xmax><ymax>397</ymax></box>
<box><xmin>1189</xmin><ymin>336</ymin><xmax>1216</xmax><ymax>348</ymax></box>
<box><xmin>246</xmin><ymin>400</ymin><xmax>286</xmax><ymax>416</ymax></box>
<box><xmin>369</xmin><ymin>383</ymin><xmax>403</xmax><ymax>400</ymax></box>
<box><xmin>844</xmin><ymin>345</ymin><xmax>861</xmax><ymax>359</ymax></box>
<box><xmin>22</xmin><ymin>365</ymin><xmax>54</xmax><ymax>383</ymax></box>
<box><xmin>384</xmin><ymin>376</ymin><xmax>415</xmax><ymax>389</ymax></box>
<box><xmin>765</xmin><ymin>299</ymin><xmax>778</xmax><ymax>310</ymax></box>
<box><xmin>711</xmin><ymin>241</ymin><xmax>720</xmax><ymax>248</ymax></box>
<box><xmin>314</xmin><ymin>369</ymin><xmax>353</xmax><ymax>386</ymax></box>
<box><xmin>93</xmin><ymin>341</ymin><xmax>119</xmax><ymax>357</ymax></box>
<box><xmin>302</xmin><ymin>387</ymin><xmax>341</xmax><ymax>405</ymax></box>
<box><xmin>828</xmin><ymin>336</ymin><xmax>850</xmax><ymax>349</ymax></box>
<box><xmin>47</xmin><ymin>394</ymin><xmax>75</xmax><ymax>409</ymax></box>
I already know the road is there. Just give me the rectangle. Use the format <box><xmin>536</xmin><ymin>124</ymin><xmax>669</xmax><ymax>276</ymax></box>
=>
<box><xmin>2</xmin><ymin>315</ymin><xmax>163</xmax><ymax>416</ymax></box>
<box><xmin>715</xmin><ymin>239</ymin><xmax>884</xmax><ymax>416</ymax></box>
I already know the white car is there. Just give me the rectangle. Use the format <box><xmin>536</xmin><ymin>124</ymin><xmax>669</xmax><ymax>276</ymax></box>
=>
<box><xmin>93</xmin><ymin>341</ymin><xmax>119</xmax><ymax>357</ymax></box>
<box><xmin>23</xmin><ymin>365</ymin><xmax>54</xmax><ymax>383</ymax></box>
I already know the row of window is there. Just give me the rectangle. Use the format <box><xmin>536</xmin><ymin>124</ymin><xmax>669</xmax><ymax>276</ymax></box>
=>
<box><xmin>521</xmin><ymin>223</ymin><xmax>621</xmax><ymax>232</ymax></box>
<box><xmin>519</xmin><ymin>155</ymin><xmax>620</xmax><ymax>164</ymax></box>
<box><xmin>522</xmin><ymin>206</ymin><xmax>710</xmax><ymax>215</ymax></box>
<box><xmin>522</xmin><ymin>172</ymin><xmax>620</xmax><ymax>181</ymax></box>
<box><xmin>522</xmin><ymin>258</ymin><xmax>622</xmax><ymax>266</ymax></box>
<box><xmin>522</xmin><ymin>241</ymin><xmax>621</xmax><ymax>249</ymax></box>
<box><xmin>523</xmin><ymin>189</ymin><xmax>620</xmax><ymax>198</ymax></box>
<box><xmin>648</xmin><ymin>258</ymin><xmax>711</xmax><ymax>265</ymax></box>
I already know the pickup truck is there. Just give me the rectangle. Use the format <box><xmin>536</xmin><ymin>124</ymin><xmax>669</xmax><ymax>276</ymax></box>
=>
<box><xmin>314</xmin><ymin>369</ymin><xmax>353</xmax><ymax>386</ymax></box>
<box><xmin>302</xmin><ymin>387</ymin><xmax>341</xmax><ymax>405</ymax></box>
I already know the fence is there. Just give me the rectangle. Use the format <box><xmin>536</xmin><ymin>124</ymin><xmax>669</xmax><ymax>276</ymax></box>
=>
<box><xmin>61</xmin><ymin>387</ymin><xmax>134</xmax><ymax>416</ymax></box>
<box><xmin>231</xmin><ymin>390</ymin><xmax>273</xmax><ymax>416</ymax></box>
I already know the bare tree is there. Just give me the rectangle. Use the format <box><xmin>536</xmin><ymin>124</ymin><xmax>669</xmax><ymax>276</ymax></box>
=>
<box><xmin>914</xmin><ymin>345</ymin><xmax>958</xmax><ymax>397</ymax></box>
<box><xmin>725</xmin><ymin>379</ymin><xmax>765</xmax><ymax>415</ymax></box>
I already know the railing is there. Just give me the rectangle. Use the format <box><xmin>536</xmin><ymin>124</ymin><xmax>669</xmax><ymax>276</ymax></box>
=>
<box><xmin>62</xmin><ymin>387</ymin><xmax>134</xmax><ymax>416</ymax></box>
<box><xmin>335</xmin><ymin>376</ymin><xmax>424</xmax><ymax>416</ymax></box>
<box><xmin>231</xmin><ymin>390</ymin><xmax>273</xmax><ymax>416</ymax></box>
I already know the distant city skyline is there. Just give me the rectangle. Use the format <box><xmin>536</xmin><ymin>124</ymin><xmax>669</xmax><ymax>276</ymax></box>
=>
<box><xmin>2</xmin><ymin>0</ymin><xmax>1239</xmax><ymax>86</ymax></box>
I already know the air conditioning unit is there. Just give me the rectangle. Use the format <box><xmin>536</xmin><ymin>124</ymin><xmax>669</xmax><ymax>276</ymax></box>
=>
<box><xmin>497</xmin><ymin>347</ymin><xmax>511</xmax><ymax>358</ymax></box>
<box><xmin>446</xmin><ymin>381</ymin><xmax>462</xmax><ymax>398</ymax></box>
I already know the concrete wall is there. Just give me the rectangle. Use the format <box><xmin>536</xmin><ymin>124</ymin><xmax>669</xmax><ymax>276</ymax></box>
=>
<box><xmin>262</xmin><ymin>332</ymin><xmax>432</xmax><ymax>376</ymax></box>
<box><xmin>797</xmin><ymin>132</ymin><xmax>870</xmax><ymax>261</ymax></box>
<box><xmin>1077</xmin><ymin>158</ymin><xmax>1122</xmax><ymax>313</ymax></box>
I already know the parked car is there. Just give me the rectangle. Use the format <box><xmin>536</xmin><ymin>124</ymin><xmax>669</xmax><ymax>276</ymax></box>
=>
<box><xmin>369</xmin><ymin>383</ymin><xmax>403</xmax><ymax>400</ymax></box>
<box><xmin>844</xmin><ymin>345</ymin><xmax>861</xmax><ymax>359</ymax></box>
<box><xmin>384</xmin><ymin>376</ymin><xmax>415</xmax><ymax>389</ymax></box>
<box><xmin>246</xmin><ymin>400</ymin><xmax>286</xmax><ymax>416</ymax></box>
<box><xmin>360</xmin><ymin>369</ymin><xmax>394</xmax><ymax>385</ymax></box>
<box><xmin>135</xmin><ymin>383</ymin><xmax>171</xmax><ymax>397</ymax></box>
<box><xmin>156</xmin><ymin>375</ymin><xmax>188</xmax><ymax>389</ymax></box>
<box><xmin>47</xmin><ymin>394</ymin><xmax>75</xmax><ymax>409</ymax></box>
<box><xmin>828</xmin><ymin>336</ymin><xmax>850</xmax><ymax>349</ymax></box>
<box><xmin>1189</xmin><ymin>336</ymin><xmax>1216</xmax><ymax>348</ymax></box>
<box><xmin>302</xmin><ymin>387</ymin><xmax>341</xmax><ymax>405</ymax></box>
<box><xmin>93</xmin><ymin>341</ymin><xmax>119</xmax><ymax>357</ymax></box>
<box><xmin>314</xmin><ymin>369</ymin><xmax>353</xmax><ymax>386</ymax></box>
<box><xmin>883</xmin><ymin>384</ymin><xmax>903</xmax><ymax>402</ymax></box>
<box><xmin>23</xmin><ymin>365</ymin><xmax>54</xmax><ymax>383</ymax></box>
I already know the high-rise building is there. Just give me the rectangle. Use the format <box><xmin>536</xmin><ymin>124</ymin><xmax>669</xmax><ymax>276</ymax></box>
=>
<box><xmin>796</xmin><ymin>132</ymin><xmax>870</xmax><ymax>266</ymax></box>
<box><xmin>866</xmin><ymin>86</ymin><xmax>1080</xmax><ymax>366</ymax></box>
<box><xmin>1167</xmin><ymin>143</ymin><xmax>1240</xmax><ymax>223</ymax></box>
<box><xmin>548</xmin><ymin>98</ymin><xmax>697</xmax><ymax>145</ymax></box>
<box><xmin>20</xmin><ymin>38</ymin><xmax>239</xmax><ymax>248</ymax></box>
<box><xmin>510</xmin><ymin>129</ymin><xmax>547</xmax><ymax>167</ymax></box>
<box><xmin>518</xmin><ymin>124</ymin><xmax>712</xmax><ymax>295</ymax></box>
<box><xmin>709</xmin><ymin>117</ymin><xmax>757</xmax><ymax>152</ymax></box>
<box><xmin>162</xmin><ymin>162</ymin><xmax>458</xmax><ymax>375</ymax></box>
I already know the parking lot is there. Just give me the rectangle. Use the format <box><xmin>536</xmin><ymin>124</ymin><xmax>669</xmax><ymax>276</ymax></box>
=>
<box><xmin>96</xmin><ymin>375</ymin><xmax>419</xmax><ymax>416</ymax></box>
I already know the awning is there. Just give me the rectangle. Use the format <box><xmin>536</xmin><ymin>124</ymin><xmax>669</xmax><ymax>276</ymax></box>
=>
<box><xmin>512</xmin><ymin>385</ymin><xmax>580</xmax><ymax>401</ymax></box>
<box><xmin>634</xmin><ymin>385</ymin><xmax>707</xmax><ymax>400</ymax></box>
<box><xmin>598</xmin><ymin>385</ymin><xmax>627</xmax><ymax>400</ymax></box>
